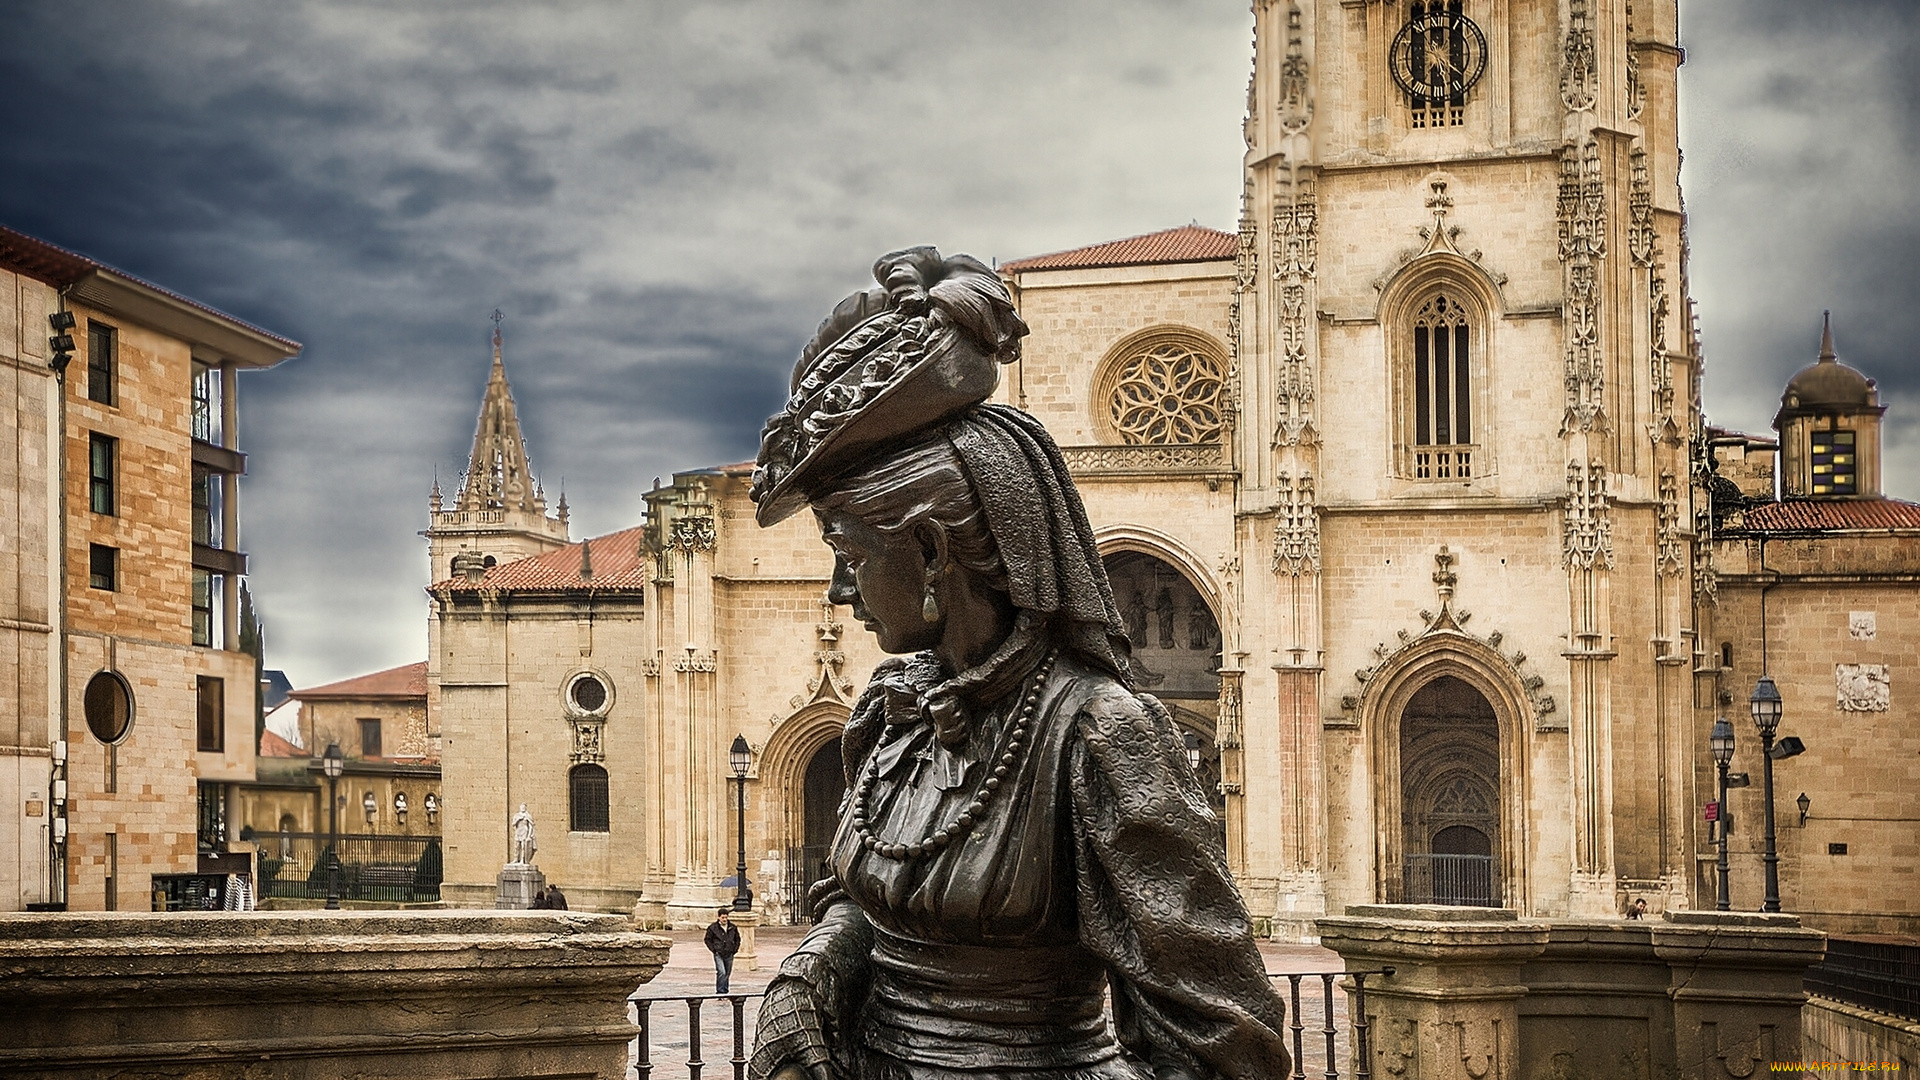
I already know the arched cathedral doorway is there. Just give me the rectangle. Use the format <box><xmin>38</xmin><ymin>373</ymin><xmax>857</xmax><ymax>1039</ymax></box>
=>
<box><xmin>1101</xmin><ymin>550</ymin><xmax>1224</xmax><ymax>822</ymax></box>
<box><xmin>789</xmin><ymin>736</ymin><xmax>845</xmax><ymax>920</ymax></box>
<box><xmin>1398</xmin><ymin>675</ymin><xmax>1500</xmax><ymax>906</ymax></box>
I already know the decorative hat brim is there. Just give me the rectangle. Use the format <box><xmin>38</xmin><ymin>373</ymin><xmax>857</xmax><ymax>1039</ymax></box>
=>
<box><xmin>753</xmin><ymin>322</ymin><xmax>1000</xmax><ymax>527</ymax></box>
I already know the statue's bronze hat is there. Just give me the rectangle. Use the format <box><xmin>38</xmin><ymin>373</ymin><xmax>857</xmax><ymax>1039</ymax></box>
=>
<box><xmin>751</xmin><ymin>247</ymin><xmax>1027</xmax><ymax>526</ymax></box>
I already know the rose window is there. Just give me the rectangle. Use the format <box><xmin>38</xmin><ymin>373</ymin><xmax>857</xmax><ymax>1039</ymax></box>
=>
<box><xmin>1107</xmin><ymin>341</ymin><xmax>1226</xmax><ymax>445</ymax></box>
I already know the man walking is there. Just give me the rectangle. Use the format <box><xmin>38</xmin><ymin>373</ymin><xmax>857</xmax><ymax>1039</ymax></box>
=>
<box><xmin>704</xmin><ymin>907</ymin><xmax>740</xmax><ymax>994</ymax></box>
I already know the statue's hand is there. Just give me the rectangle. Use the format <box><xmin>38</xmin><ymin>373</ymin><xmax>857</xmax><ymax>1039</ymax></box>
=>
<box><xmin>748</xmin><ymin>975</ymin><xmax>835</xmax><ymax>1080</ymax></box>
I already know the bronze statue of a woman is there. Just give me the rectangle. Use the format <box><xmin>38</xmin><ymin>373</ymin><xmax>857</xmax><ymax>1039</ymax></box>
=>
<box><xmin>748</xmin><ymin>248</ymin><xmax>1291</xmax><ymax>1080</ymax></box>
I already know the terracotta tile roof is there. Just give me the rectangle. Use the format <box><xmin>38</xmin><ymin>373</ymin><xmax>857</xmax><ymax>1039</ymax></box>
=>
<box><xmin>999</xmin><ymin>225</ymin><xmax>1236</xmax><ymax>273</ymax></box>
<box><xmin>259</xmin><ymin>728</ymin><xmax>304</xmax><ymax>758</ymax></box>
<box><xmin>1733</xmin><ymin>499</ymin><xmax>1920</xmax><ymax>533</ymax></box>
<box><xmin>292</xmin><ymin>661</ymin><xmax>428</xmax><ymax>701</ymax></box>
<box><xmin>435</xmin><ymin>525</ymin><xmax>651</xmax><ymax>593</ymax></box>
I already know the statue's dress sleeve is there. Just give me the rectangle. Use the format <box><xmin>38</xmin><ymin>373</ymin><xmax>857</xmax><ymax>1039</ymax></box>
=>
<box><xmin>1068</xmin><ymin>686</ymin><xmax>1293</xmax><ymax>1080</ymax></box>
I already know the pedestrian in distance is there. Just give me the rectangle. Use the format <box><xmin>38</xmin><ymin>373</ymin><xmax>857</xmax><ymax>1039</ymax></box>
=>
<box><xmin>1626</xmin><ymin>897</ymin><xmax>1648</xmax><ymax>920</ymax></box>
<box><xmin>705</xmin><ymin>907</ymin><xmax>741</xmax><ymax>994</ymax></box>
<box><xmin>545</xmin><ymin>883</ymin><xmax>568</xmax><ymax>910</ymax></box>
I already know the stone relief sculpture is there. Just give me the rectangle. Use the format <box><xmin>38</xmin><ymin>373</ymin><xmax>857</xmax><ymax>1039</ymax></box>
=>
<box><xmin>1835</xmin><ymin>664</ymin><xmax>1890</xmax><ymax>712</ymax></box>
<box><xmin>747</xmin><ymin>247</ymin><xmax>1291</xmax><ymax>1080</ymax></box>
<box><xmin>509</xmin><ymin>803</ymin><xmax>537</xmax><ymax>866</ymax></box>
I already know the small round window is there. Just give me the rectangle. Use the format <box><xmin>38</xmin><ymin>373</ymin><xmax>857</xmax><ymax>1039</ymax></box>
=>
<box><xmin>569</xmin><ymin>674</ymin><xmax>608</xmax><ymax>714</ymax></box>
<box><xmin>84</xmin><ymin>671</ymin><xmax>134</xmax><ymax>744</ymax></box>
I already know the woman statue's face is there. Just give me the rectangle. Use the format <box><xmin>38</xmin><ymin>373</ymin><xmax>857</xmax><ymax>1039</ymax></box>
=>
<box><xmin>816</xmin><ymin>507</ymin><xmax>942</xmax><ymax>655</ymax></box>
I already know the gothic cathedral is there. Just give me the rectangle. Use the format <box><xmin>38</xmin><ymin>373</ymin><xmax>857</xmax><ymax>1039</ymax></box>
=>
<box><xmin>427</xmin><ymin>1</ymin><xmax>1918</xmax><ymax>933</ymax></box>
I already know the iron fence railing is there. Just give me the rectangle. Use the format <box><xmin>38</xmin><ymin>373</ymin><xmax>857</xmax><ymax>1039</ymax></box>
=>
<box><xmin>1806</xmin><ymin>936</ymin><xmax>1920</xmax><ymax>1022</ymax></box>
<box><xmin>627</xmin><ymin>969</ymin><xmax>1391</xmax><ymax>1080</ymax></box>
<box><xmin>1401</xmin><ymin>853</ymin><xmax>1495</xmax><ymax>906</ymax></box>
<box><xmin>255</xmin><ymin>831</ymin><xmax>442</xmax><ymax>904</ymax></box>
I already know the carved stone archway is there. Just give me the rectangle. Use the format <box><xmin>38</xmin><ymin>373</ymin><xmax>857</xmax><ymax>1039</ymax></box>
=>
<box><xmin>1363</xmin><ymin>632</ymin><xmax>1534</xmax><ymax>911</ymax></box>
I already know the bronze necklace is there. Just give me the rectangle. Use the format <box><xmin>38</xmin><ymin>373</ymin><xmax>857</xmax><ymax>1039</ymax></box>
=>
<box><xmin>851</xmin><ymin>650</ymin><xmax>1057</xmax><ymax>862</ymax></box>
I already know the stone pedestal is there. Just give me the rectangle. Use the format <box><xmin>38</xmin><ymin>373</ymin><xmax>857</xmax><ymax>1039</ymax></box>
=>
<box><xmin>0</xmin><ymin>910</ymin><xmax>670</xmax><ymax>1079</ymax></box>
<box><xmin>496</xmin><ymin>863</ymin><xmax>547</xmax><ymax>909</ymax></box>
<box><xmin>1317</xmin><ymin>905</ymin><xmax>1826</xmax><ymax>1080</ymax></box>
<box><xmin>733</xmin><ymin>910</ymin><xmax>759</xmax><ymax>972</ymax></box>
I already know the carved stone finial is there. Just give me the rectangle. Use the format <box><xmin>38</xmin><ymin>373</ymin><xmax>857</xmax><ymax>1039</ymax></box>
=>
<box><xmin>1433</xmin><ymin>545</ymin><xmax>1458</xmax><ymax>604</ymax></box>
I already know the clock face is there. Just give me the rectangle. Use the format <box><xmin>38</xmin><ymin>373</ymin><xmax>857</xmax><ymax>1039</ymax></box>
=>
<box><xmin>1389</xmin><ymin>9</ymin><xmax>1489</xmax><ymax>101</ymax></box>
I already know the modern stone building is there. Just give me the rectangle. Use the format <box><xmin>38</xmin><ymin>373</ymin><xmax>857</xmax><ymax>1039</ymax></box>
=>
<box><xmin>428</xmin><ymin>0</ymin><xmax>1917</xmax><ymax>935</ymax></box>
<box><xmin>0</xmin><ymin>223</ymin><xmax>299</xmax><ymax>912</ymax></box>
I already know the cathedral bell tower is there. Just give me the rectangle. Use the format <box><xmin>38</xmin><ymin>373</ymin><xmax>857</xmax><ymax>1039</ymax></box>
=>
<box><xmin>424</xmin><ymin>318</ymin><xmax>570</xmax><ymax>584</ymax></box>
<box><xmin>1234</xmin><ymin>0</ymin><xmax>1700</xmax><ymax>923</ymax></box>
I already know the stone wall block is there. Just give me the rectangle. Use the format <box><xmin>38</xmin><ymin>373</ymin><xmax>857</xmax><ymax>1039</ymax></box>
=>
<box><xmin>1319</xmin><ymin>908</ymin><xmax>1826</xmax><ymax>1080</ymax></box>
<box><xmin>0</xmin><ymin>910</ymin><xmax>669</xmax><ymax>1079</ymax></box>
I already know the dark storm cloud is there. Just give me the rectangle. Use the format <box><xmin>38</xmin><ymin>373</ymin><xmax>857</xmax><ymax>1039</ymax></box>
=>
<box><xmin>1680</xmin><ymin>0</ymin><xmax>1920</xmax><ymax>495</ymax></box>
<box><xmin>0</xmin><ymin>0</ymin><xmax>1251</xmax><ymax>684</ymax></box>
<box><xmin>3</xmin><ymin>1</ymin><xmax>1911</xmax><ymax>684</ymax></box>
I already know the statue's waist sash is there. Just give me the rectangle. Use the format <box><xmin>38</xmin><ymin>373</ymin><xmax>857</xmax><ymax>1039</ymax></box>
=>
<box><xmin>860</xmin><ymin>926</ymin><xmax>1119</xmax><ymax>1069</ymax></box>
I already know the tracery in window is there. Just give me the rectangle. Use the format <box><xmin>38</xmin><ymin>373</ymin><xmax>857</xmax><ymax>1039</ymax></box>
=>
<box><xmin>1412</xmin><ymin>293</ymin><xmax>1474</xmax><ymax>480</ymax></box>
<box><xmin>1106</xmin><ymin>338</ymin><xmax>1226</xmax><ymax>445</ymax></box>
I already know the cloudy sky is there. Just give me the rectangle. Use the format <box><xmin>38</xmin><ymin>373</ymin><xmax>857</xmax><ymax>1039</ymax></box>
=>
<box><xmin>3</xmin><ymin>1</ymin><xmax>1914</xmax><ymax>687</ymax></box>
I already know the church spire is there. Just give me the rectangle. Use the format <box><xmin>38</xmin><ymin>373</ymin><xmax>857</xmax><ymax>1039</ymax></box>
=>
<box><xmin>456</xmin><ymin>314</ymin><xmax>544</xmax><ymax>515</ymax></box>
<box><xmin>1818</xmin><ymin>309</ymin><xmax>1836</xmax><ymax>364</ymax></box>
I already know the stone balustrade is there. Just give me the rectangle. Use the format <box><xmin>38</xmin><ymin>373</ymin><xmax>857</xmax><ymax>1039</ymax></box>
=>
<box><xmin>1317</xmin><ymin>904</ymin><xmax>1827</xmax><ymax>1080</ymax></box>
<box><xmin>0</xmin><ymin>909</ymin><xmax>669</xmax><ymax>1079</ymax></box>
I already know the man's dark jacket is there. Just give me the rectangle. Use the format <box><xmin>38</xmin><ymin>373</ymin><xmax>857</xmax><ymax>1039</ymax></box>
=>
<box><xmin>705</xmin><ymin>920</ymin><xmax>740</xmax><ymax>958</ymax></box>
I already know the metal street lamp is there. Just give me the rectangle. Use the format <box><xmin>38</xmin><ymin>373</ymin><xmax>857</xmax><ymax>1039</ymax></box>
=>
<box><xmin>1709</xmin><ymin>717</ymin><xmax>1734</xmax><ymax>911</ymax></box>
<box><xmin>730</xmin><ymin>734</ymin><xmax>752</xmax><ymax>912</ymax></box>
<box><xmin>321</xmin><ymin>742</ymin><xmax>344</xmax><ymax>910</ymax></box>
<box><xmin>1749</xmin><ymin>676</ymin><xmax>1783</xmax><ymax>913</ymax></box>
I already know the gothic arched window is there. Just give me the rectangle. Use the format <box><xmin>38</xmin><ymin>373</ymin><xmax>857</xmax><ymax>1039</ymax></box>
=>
<box><xmin>569</xmin><ymin>763</ymin><xmax>610</xmax><ymax>833</ymax></box>
<box><xmin>1410</xmin><ymin>293</ymin><xmax>1475</xmax><ymax>480</ymax></box>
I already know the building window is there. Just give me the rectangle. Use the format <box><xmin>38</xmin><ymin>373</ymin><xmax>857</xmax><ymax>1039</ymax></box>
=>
<box><xmin>570</xmin><ymin>763</ymin><xmax>610</xmax><ymax>832</ymax></box>
<box><xmin>197</xmin><ymin>676</ymin><xmax>225</xmax><ymax>752</ymax></box>
<box><xmin>89</xmin><ymin>543</ymin><xmax>117</xmax><ymax>591</ymax></box>
<box><xmin>1097</xmin><ymin>329</ymin><xmax>1229</xmax><ymax>445</ymax></box>
<box><xmin>569</xmin><ymin>672</ymin><xmax>610</xmax><ymax>715</ymax></box>
<box><xmin>83</xmin><ymin>670</ymin><xmax>134</xmax><ymax>743</ymax></box>
<box><xmin>192</xmin><ymin>469</ymin><xmax>223</xmax><ymax>547</ymax></box>
<box><xmin>1391</xmin><ymin>1</ymin><xmax>1487</xmax><ymax>130</ymax></box>
<box><xmin>86</xmin><ymin>321</ymin><xmax>116</xmax><ymax>405</ymax></box>
<box><xmin>359</xmin><ymin>717</ymin><xmax>383</xmax><ymax>758</ymax></box>
<box><xmin>89</xmin><ymin>432</ymin><xmax>116</xmax><ymax>514</ymax></box>
<box><xmin>197</xmin><ymin>782</ymin><xmax>226</xmax><ymax>852</ymax></box>
<box><xmin>192</xmin><ymin>569</ymin><xmax>220</xmax><ymax>647</ymax></box>
<box><xmin>191</xmin><ymin>360</ymin><xmax>222</xmax><ymax>444</ymax></box>
<box><xmin>1810</xmin><ymin>430</ymin><xmax>1857</xmax><ymax>495</ymax></box>
<box><xmin>1411</xmin><ymin>293</ymin><xmax>1474</xmax><ymax>479</ymax></box>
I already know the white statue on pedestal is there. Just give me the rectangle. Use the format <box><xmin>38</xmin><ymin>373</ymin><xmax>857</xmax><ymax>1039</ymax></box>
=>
<box><xmin>510</xmin><ymin>804</ymin><xmax>537</xmax><ymax>866</ymax></box>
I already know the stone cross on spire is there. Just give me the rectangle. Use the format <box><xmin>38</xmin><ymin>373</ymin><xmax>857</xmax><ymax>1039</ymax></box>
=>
<box><xmin>456</xmin><ymin>315</ymin><xmax>544</xmax><ymax>516</ymax></box>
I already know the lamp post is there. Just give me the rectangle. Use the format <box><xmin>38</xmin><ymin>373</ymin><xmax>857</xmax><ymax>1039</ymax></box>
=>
<box><xmin>730</xmin><ymin>734</ymin><xmax>752</xmax><ymax>912</ymax></box>
<box><xmin>1749</xmin><ymin>676</ymin><xmax>1784</xmax><ymax>913</ymax></box>
<box><xmin>321</xmin><ymin>742</ymin><xmax>344</xmax><ymax>910</ymax></box>
<box><xmin>1709</xmin><ymin>717</ymin><xmax>1734</xmax><ymax>911</ymax></box>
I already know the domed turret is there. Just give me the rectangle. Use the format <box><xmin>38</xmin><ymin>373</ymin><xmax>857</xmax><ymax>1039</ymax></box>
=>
<box><xmin>1775</xmin><ymin>312</ymin><xmax>1879</xmax><ymax>420</ymax></box>
<box><xmin>1774</xmin><ymin>313</ymin><xmax>1886</xmax><ymax>499</ymax></box>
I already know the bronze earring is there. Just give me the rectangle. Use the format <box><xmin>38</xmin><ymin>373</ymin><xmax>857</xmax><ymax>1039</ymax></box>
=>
<box><xmin>922</xmin><ymin>585</ymin><xmax>941</xmax><ymax>624</ymax></box>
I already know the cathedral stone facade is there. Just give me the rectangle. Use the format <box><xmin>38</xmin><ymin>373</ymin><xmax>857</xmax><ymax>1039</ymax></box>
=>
<box><xmin>429</xmin><ymin>0</ymin><xmax>1917</xmax><ymax>934</ymax></box>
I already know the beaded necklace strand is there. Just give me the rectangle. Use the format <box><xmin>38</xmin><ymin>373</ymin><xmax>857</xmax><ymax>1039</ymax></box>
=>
<box><xmin>851</xmin><ymin>650</ymin><xmax>1057</xmax><ymax>862</ymax></box>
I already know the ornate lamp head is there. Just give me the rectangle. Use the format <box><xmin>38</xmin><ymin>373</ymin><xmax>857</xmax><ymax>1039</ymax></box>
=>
<box><xmin>1748</xmin><ymin>675</ymin><xmax>1783</xmax><ymax>740</ymax></box>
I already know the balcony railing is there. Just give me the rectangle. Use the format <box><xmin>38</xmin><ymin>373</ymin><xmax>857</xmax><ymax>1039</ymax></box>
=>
<box><xmin>1401</xmin><ymin>853</ymin><xmax>1496</xmax><ymax>907</ymax></box>
<box><xmin>256</xmin><ymin>831</ymin><xmax>442</xmax><ymax>904</ymax></box>
<box><xmin>1411</xmin><ymin>444</ymin><xmax>1474</xmax><ymax>480</ymax></box>
<box><xmin>628</xmin><ymin>969</ymin><xmax>1393</xmax><ymax>1080</ymax></box>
